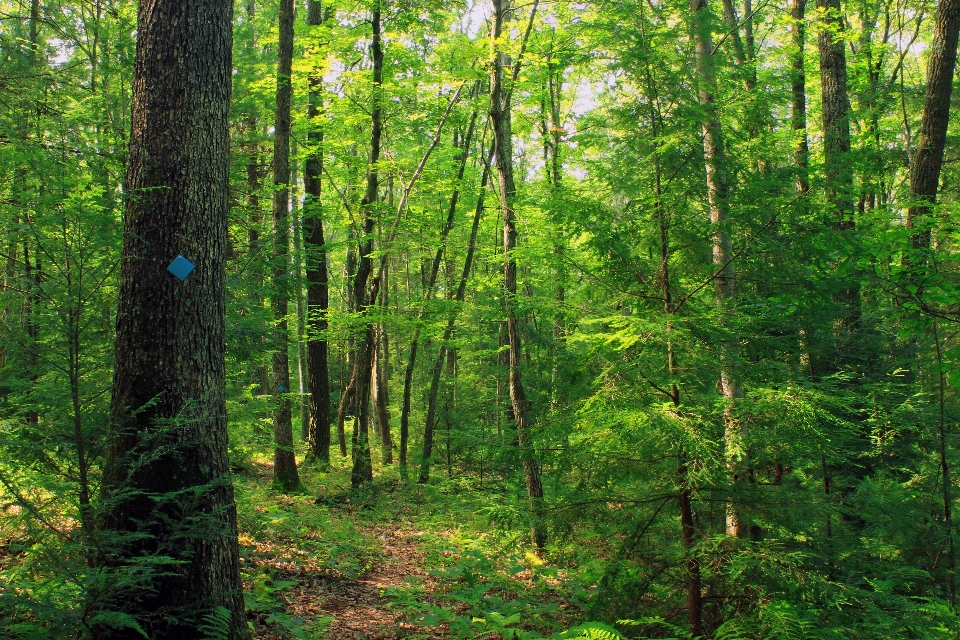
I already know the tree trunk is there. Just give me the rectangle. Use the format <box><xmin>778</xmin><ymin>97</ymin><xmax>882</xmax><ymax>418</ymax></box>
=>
<box><xmin>291</xmin><ymin>140</ymin><xmax>310</xmax><ymax>441</ymax></box>
<box><xmin>907</xmin><ymin>0</ymin><xmax>960</xmax><ymax>249</ymax></box>
<box><xmin>689</xmin><ymin>0</ymin><xmax>746</xmax><ymax>539</ymax></box>
<box><xmin>373</xmin><ymin>287</ymin><xmax>393</xmax><ymax>464</ymax></box>
<box><xmin>419</xmin><ymin>154</ymin><xmax>491</xmax><ymax>484</ymax></box>
<box><xmin>271</xmin><ymin>0</ymin><xmax>300</xmax><ymax>492</ymax></box>
<box><xmin>304</xmin><ymin>0</ymin><xmax>333</xmax><ymax>465</ymax></box>
<box><xmin>399</xmin><ymin>109</ymin><xmax>479</xmax><ymax>470</ymax></box>
<box><xmin>97</xmin><ymin>0</ymin><xmax>248</xmax><ymax>636</ymax></box>
<box><xmin>491</xmin><ymin>0</ymin><xmax>546</xmax><ymax>550</ymax></box>
<box><xmin>791</xmin><ymin>0</ymin><xmax>809</xmax><ymax>196</ymax></box>
<box><xmin>817</xmin><ymin>0</ymin><xmax>859</xmax><ymax>333</ymax></box>
<box><xmin>348</xmin><ymin>3</ymin><xmax>384</xmax><ymax>488</ymax></box>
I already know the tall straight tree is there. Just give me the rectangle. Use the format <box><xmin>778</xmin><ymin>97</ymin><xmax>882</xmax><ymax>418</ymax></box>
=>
<box><xmin>97</xmin><ymin>0</ymin><xmax>248</xmax><ymax>637</ymax></box>
<box><xmin>304</xmin><ymin>0</ymin><xmax>333</xmax><ymax>464</ymax></box>
<box><xmin>272</xmin><ymin>0</ymin><xmax>301</xmax><ymax>491</ymax></box>
<box><xmin>791</xmin><ymin>0</ymin><xmax>809</xmax><ymax>196</ymax></box>
<box><xmin>817</xmin><ymin>0</ymin><xmax>859</xmax><ymax>334</ymax></box>
<box><xmin>689</xmin><ymin>0</ymin><xmax>746</xmax><ymax>538</ymax></box>
<box><xmin>907</xmin><ymin>0</ymin><xmax>960</xmax><ymax>250</ymax></box>
<box><xmin>348</xmin><ymin>1</ymin><xmax>384</xmax><ymax>487</ymax></box>
<box><xmin>490</xmin><ymin>0</ymin><xmax>546</xmax><ymax>549</ymax></box>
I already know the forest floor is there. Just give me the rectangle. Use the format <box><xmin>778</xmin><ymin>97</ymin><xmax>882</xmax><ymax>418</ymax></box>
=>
<box><xmin>237</xmin><ymin>456</ymin><xmax>585</xmax><ymax>640</ymax></box>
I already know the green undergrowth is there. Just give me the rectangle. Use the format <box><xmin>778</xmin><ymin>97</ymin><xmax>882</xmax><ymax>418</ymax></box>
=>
<box><xmin>232</xmin><ymin>453</ymin><xmax>655</xmax><ymax>640</ymax></box>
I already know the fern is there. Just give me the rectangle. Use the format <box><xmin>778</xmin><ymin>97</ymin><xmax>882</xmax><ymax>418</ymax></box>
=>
<box><xmin>198</xmin><ymin>605</ymin><xmax>232</xmax><ymax>640</ymax></box>
<box><xmin>759</xmin><ymin>600</ymin><xmax>815</xmax><ymax>640</ymax></box>
<box><xmin>88</xmin><ymin>611</ymin><xmax>149</xmax><ymax>638</ymax></box>
<box><xmin>560</xmin><ymin>621</ymin><xmax>628</xmax><ymax>640</ymax></box>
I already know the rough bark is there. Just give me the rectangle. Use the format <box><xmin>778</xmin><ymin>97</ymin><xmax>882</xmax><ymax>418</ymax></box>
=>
<box><xmin>689</xmin><ymin>0</ymin><xmax>747</xmax><ymax>539</ymax></box>
<box><xmin>271</xmin><ymin>0</ymin><xmax>300</xmax><ymax>492</ymax></box>
<box><xmin>304</xmin><ymin>0</ymin><xmax>333</xmax><ymax>464</ymax></box>
<box><xmin>817</xmin><ymin>0</ymin><xmax>860</xmax><ymax>332</ymax></box>
<box><xmin>491</xmin><ymin>0</ymin><xmax>546</xmax><ymax>550</ymax></box>
<box><xmin>907</xmin><ymin>0</ymin><xmax>960</xmax><ymax>250</ymax></box>
<box><xmin>97</xmin><ymin>0</ymin><xmax>248</xmax><ymax>636</ymax></box>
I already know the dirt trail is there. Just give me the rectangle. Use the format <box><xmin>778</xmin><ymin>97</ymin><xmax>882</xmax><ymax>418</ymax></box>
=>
<box><xmin>253</xmin><ymin>523</ymin><xmax>439</xmax><ymax>640</ymax></box>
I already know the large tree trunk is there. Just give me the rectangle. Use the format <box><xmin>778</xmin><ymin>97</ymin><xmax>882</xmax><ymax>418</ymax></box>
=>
<box><xmin>97</xmin><ymin>0</ymin><xmax>248</xmax><ymax>637</ymax></box>
<box><xmin>304</xmin><ymin>0</ymin><xmax>333</xmax><ymax>465</ymax></box>
<box><xmin>689</xmin><ymin>0</ymin><xmax>746</xmax><ymax>539</ymax></box>
<box><xmin>491</xmin><ymin>0</ymin><xmax>546</xmax><ymax>550</ymax></box>
<box><xmin>272</xmin><ymin>0</ymin><xmax>301</xmax><ymax>492</ymax></box>
<box><xmin>907</xmin><ymin>0</ymin><xmax>960</xmax><ymax>250</ymax></box>
<box><xmin>817</xmin><ymin>0</ymin><xmax>859</xmax><ymax>334</ymax></box>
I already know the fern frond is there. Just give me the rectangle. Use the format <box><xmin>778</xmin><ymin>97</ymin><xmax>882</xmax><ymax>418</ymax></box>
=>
<box><xmin>198</xmin><ymin>605</ymin><xmax>232</xmax><ymax>640</ymax></box>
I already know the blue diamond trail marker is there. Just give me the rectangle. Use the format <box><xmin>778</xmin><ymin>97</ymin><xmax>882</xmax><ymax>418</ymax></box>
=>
<box><xmin>167</xmin><ymin>255</ymin><xmax>195</xmax><ymax>281</ymax></box>
<box><xmin>277</xmin><ymin>385</ymin><xmax>286</xmax><ymax>393</ymax></box>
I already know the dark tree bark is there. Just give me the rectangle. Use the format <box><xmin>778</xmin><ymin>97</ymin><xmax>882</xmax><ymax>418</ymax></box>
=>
<box><xmin>347</xmin><ymin>3</ymin><xmax>384</xmax><ymax>488</ymax></box>
<box><xmin>689</xmin><ymin>0</ymin><xmax>746</xmax><ymax>539</ymax></box>
<box><xmin>97</xmin><ymin>1</ymin><xmax>248</xmax><ymax>637</ymax></box>
<box><xmin>304</xmin><ymin>0</ymin><xmax>333</xmax><ymax>465</ymax></box>
<box><xmin>491</xmin><ymin>0</ymin><xmax>546</xmax><ymax>550</ymax></box>
<box><xmin>372</xmin><ymin>317</ymin><xmax>393</xmax><ymax>464</ymax></box>
<box><xmin>907</xmin><ymin>0</ymin><xmax>960</xmax><ymax>249</ymax></box>
<box><xmin>817</xmin><ymin>0</ymin><xmax>860</xmax><ymax>332</ymax></box>
<box><xmin>271</xmin><ymin>0</ymin><xmax>301</xmax><ymax>492</ymax></box>
<box><xmin>791</xmin><ymin>0</ymin><xmax>810</xmax><ymax>196</ymax></box>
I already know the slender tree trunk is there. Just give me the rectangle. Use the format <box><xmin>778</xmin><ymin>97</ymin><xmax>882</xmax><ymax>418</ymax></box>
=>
<box><xmin>348</xmin><ymin>3</ymin><xmax>384</xmax><ymax>487</ymax></box>
<box><xmin>304</xmin><ymin>0</ymin><xmax>332</xmax><ymax>464</ymax></box>
<box><xmin>373</xmin><ymin>280</ymin><xmax>393</xmax><ymax>464</ymax></box>
<box><xmin>291</xmin><ymin>141</ymin><xmax>310</xmax><ymax>441</ymax></box>
<box><xmin>419</xmin><ymin>155</ymin><xmax>491</xmax><ymax>483</ymax></box>
<box><xmin>932</xmin><ymin>322</ymin><xmax>956</xmax><ymax>601</ymax></box>
<box><xmin>907</xmin><ymin>0</ymin><xmax>960</xmax><ymax>250</ymax></box>
<box><xmin>791</xmin><ymin>0</ymin><xmax>810</xmax><ymax>196</ymax></box>
<box><xmin>271</xmin><ymin>0</ymin><xmax>300</xmax><ymax>491</ymax></box>
<box><xmin>400</xmin><ymin>109</ymin><xmax>479</xmax><ymax>470</ymax></box>
<box><xmin>689</xmin><ymin>0</ymin><xmax>746</xmax><ymax>539</ymax></box>
<box><xmin>97</xmin><ymin>0</ymin><xmax>248</xmax><ymax>635</ymax></box>
<box><xmin>491</xmin><ymin>0</ymin><xmax>545</xmax><ymax>550</ymax></box>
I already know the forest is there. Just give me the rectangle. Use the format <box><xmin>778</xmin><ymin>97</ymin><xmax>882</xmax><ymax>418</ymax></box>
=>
<box><xmin>1</xmin><ymin>0</ymin><xmax>960</xmax><ymax>636</ymax></box>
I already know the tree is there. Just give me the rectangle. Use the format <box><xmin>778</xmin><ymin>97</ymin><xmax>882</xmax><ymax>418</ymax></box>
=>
<box><xmin>688</xmin><ymin>0</ymin><xmax>746</xmax><ymax>538</ymax></box>
<box><xmin>271</xmin><ymin>0</ymin><xmax>301</xmax><ymax>492</ymax></box>
<box><xmin>96</xmin><ymin>0</ymin><xmax>248</xmax><ymax>636</ymax></box>
<box><xmin>906</xmin><ymin>0</ymin><xmax>960</xmax><ymax>250</ymax></box>
<box><xmin>304</xmin><ymin>0</ymin><xmax>333</xmax><ymax>465</ymax></box>
<box><xmin>817</xmin><ymin>0</ymin><xmax>859</xmax><ymax>335</ymax></box>
<box><xmin>490</xmin><ymin>0</ymin><xmax>546</xmax><ymax>549</ymax></box>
